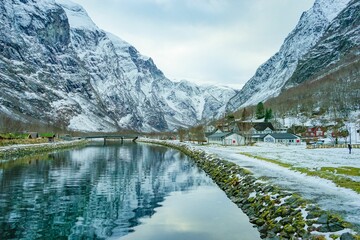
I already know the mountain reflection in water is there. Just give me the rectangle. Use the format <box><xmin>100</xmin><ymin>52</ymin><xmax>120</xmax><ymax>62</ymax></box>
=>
<box><xmin>0</xmin><ymin>142</ymin><xmax>260</xmax><ymax>240</ymax></box>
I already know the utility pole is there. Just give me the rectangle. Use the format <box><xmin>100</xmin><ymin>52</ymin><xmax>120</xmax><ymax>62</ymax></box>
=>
<box><xmin>349</xmin><ymin>126</ymin><xmax>352</xmax><ymax>144</ymax></box>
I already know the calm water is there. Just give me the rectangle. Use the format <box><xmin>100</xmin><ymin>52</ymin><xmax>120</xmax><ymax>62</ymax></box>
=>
<box><xmin>0</xmin><ymin>142</ymin><xmax>260</xmax><ymax>239</ymax></box>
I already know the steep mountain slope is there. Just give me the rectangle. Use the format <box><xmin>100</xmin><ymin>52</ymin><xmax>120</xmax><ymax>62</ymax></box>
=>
<box><xmin>285</xmin><ymin>0</ymin><xmax>360</xmax><ymax>88</ymax></box>
<box><xmin>0</xmin><ymin>0</ymin><xmax>236</xmax><ymax>132</ymax></box>
<box><xmin>226</xmin><ymin>0</ymin><xmax>351</xmax><ymax>111</ymax></box>
<box><xmin>227</xmin><ymin>0</ymin><xmax>360</xmax><ymax>123</ymax></box>
<box><xmin>266</xmin><ymin>0</ymin><xmax>360</xmax><ymax>120</ymax></box>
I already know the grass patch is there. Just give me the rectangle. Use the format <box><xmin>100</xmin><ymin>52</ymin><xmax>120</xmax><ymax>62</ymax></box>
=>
<box><xmin>0</xmin><ymin>138</ymin><xmax>48</xmax><ymax>146</ymax></box>
<box><xmin>294</xmin><ymin>167</ymin><xmax>360</xmax><ymax>194</ymax></box>
<box><xmin>240</xmin><ymin>152</ymin><xmax>293</xmax><ymax>168</ymax></box>
<box><xmin>239</xmin><ymin>152</ymin><xmax>360</xmax><ymax>194</ymax></box>
<box><xmin>321</xmin><ymin>167</ymin><xmax>360</xmax><ymax>177</ymax></box>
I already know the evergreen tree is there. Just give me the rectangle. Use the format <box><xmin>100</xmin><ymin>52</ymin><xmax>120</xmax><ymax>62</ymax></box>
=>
<box><xmin>256</xmin><ymin>102</ymin><xmax>265</xmax><ymax>119</ymax></box>
<box><xmin>227</xmin><ymin>114</ymin><xmax>235</xmax><ymax>123</ymax></box>
<box><xmin>265</xmin><ymin>108</ymin><xmax>273</xmax><ymax>122</ymax></box>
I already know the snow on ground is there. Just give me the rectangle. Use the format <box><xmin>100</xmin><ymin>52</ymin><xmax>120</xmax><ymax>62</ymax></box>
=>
<box><xmin>0</xmin><ymin>140</ymin><xmax>84</xmax><ymax>155</ymax></box>
<box><xmin>237</xmin><ymin>143</ymin><xmax>359</xmax><ymax>169</ymax></box>
<box><xmin>185</xmin><ymin>142</ymin><xmax>360</xmax><ymax>231</ymax></box>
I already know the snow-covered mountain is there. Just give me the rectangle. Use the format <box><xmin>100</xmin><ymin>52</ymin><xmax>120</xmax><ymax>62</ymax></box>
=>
<box><xmin>285</xmin><ymin>0</ymin><xmax>360</xmax><ymax>88</ymax></box>
<box><xmin>226</xmin><ymin>0</ymin><xmax>352</xmax><ymax>112</ymax></box>
<box><xmin>0</xmin><ymin>0</ymin><xmax>237</xmax><ymax>132</ymax></box>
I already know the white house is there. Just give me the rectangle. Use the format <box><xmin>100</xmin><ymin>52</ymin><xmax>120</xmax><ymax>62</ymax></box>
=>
<box><xmin>263</xmin><ymin>133</ymin><xmax>301</xmax><ymax>145</ymax></box>
<box><xmin>205</xmin><ymin>124</ymin><xmax>217</xmax><ymax>133</ymax></box>
<box><xmin>224</xmin><ymin>132</ymin><xmax>245</xmax><ymax>145</ymax></box>
<box><xmin>207</xmin><ymin>130</ymin><xmax>245</xmax><ymax>146</ymax></box>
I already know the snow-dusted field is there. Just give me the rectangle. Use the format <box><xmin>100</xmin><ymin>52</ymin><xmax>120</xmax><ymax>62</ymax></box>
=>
<box><xmin>186</xmin><ymin>142</ymin><xmax>360</xmax><ymax>231</ymax></box>
<box><xmin>234</xmin><ymin>143</ymin><xmax>358</xmax><ymax>169</ymax></box>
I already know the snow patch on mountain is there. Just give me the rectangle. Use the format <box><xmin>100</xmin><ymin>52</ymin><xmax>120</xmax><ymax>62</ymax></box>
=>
<box><xmin>55</xmin><ymin>0</ymin><xmax>98</xmax><ymax>31</ymax></box>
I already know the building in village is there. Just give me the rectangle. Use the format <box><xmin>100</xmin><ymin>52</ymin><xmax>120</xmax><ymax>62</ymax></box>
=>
<box><xmin>205</xmin><ymin>124</ymin><xmax>217</xmax><ymax>133</ymax></box>
<box><xmin>264</xmin><ymin>133</ymin><xmax>301</xmax><ymax>145</ymax></box>
<box><xmin>304</xmin><ymin>126</ymin><xmax>326</xmax><ymax>138</ymax></box>
<box><xmin>249</xmin><ymin>122</ymin><xmax>275</xmax><ymax>134</ymax></box>
<box><xmin>271</xmin><ymin>120</ymin><xmax>288</xmax><ymax>133</ymax></box>
<box><xmin>205</xmin><ymin>120</ymin><xmax>294</xmax><ymax>145</ymax></box>
<box><xmin>231</xmin><ymin>122</ymin><xmax>276</xmax><ymax>143</ymax></box>
<box><xmin>40</xmin><ymin>133</ymin><xmax>56</xmax><ymax>142</ymax></box>
<box><xmin>27</xmin><ymin>132</ymin><xmax>39</xmax><ymax>139</ymax></box>
<box><xmin>207</xmin><ymin>129</ymin><xmax>245</xmax><ymax>146</ymax></box>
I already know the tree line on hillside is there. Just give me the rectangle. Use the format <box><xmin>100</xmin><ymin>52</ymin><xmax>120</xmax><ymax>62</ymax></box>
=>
<box><xmin>267</xmin><ymin>60</ymin><xmax>360</xmax><ymax>121</ymax></box>
<box><xmin>0</xmin><ymin>114</ymin><xmax>138</xmax><ymax>138</ymax></box>
<box><xmin>0</xmin><ymin>114</ymin><xmax>63</xmax><ymax>134</ymax></box>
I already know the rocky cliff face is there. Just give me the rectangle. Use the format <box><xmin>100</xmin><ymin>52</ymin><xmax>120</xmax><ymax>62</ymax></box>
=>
<box><xmin>226</xmin><ymin>0</ymin><xmax>352</xmax><ymax>111</ymax></box>
<box><xmin>285</xmin><ymin>0</ymin><xmax>360</xmax><ymax>88</ymax></box>
<box><xmin>0</xmin><ymin>0</ymin><xmax>237</xmax><ymax>132</ymax></box>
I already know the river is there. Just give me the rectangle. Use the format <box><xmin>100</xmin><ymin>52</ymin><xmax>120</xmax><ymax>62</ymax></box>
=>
<box><xmin>0</xmin><ymin>142</ymin><xmax>260</xmax><ymax>239</ymax></box>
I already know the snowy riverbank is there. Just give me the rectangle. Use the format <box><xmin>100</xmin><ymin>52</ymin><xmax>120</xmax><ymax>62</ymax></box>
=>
<box><xmin>191</xmin><ymin>142</ymin><xmax>360</xmax><ymax>230</ymax></box>
<box><xmin>141</xmin><ymin>139</ymin><xmax>360</xmax><ymax>239</ymax></box>
<box><xmin>0</xmin><ymin>140</ymin><xmax>87</xmax><ymax>160</ymax></box>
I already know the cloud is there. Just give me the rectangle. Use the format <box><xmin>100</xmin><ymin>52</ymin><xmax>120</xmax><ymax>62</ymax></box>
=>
<box><xmin>70</xmin><ymin>0</ymin><xmax>314</xmax><ymax>89</ymax></box>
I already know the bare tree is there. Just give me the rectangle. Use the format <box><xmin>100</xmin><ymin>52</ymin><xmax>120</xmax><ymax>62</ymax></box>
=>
<box><xmin>178</xmin><ymin>128</ymin><xmax>187</xmax><ymax>142</ymax></box>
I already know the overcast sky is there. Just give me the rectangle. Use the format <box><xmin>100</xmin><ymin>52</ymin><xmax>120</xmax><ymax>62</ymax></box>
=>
<box><xmin>71</xmin><ymin>0</ymin><xmax>314</xmax><ymax>89</ymax></box>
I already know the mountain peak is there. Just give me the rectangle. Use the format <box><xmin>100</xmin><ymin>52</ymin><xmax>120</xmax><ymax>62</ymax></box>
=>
<box><xmin>313</xmin><ymin>0</ymin><xmax>350</xmax><ymax>22</ymax></box>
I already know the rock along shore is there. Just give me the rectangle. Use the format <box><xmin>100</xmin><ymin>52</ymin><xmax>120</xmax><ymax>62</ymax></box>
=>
<box><xmin>141</xmin><ymin>139</ymin><xmax>359</xmax><ymax>240</ymax></box>
<box><xmin>0</xmin><ymin>140</ymin><xmax>88</xmax><ymax>160</ymax></box>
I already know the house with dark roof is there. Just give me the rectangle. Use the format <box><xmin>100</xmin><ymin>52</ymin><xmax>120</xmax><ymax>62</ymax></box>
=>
<box><xmin>249</xmin><ymin>134</ymin><xmax>268</xmax><ymax>143</ymax></box>
<box><xmin>250</xmin><ymin>122</ymin><xmax>275</xmax><ymax>134</ymax></box>
<box><xmin>231</xmin><ymin>121</ymin><xmax>274</xmax><ymax>144</ymax></box>
<box><xmin>207</xmin><ymin>129</ymin><xmax>245</xmax><ymax>146</ymax></box>
<box><xmin>263</xmin><ymin>133</ymin><xmax>301</xmax><ymax>145</ymax></box>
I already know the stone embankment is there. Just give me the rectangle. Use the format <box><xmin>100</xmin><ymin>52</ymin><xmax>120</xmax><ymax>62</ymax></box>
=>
<box><xmin>142</xmin><ymin>139</ymin><xmax>359</xmax><ymax>240</ymax></box>
<box><xmin>0</xmin><ymin>140</ymin><xmax>87</xmax><ymax>159</ymax></box>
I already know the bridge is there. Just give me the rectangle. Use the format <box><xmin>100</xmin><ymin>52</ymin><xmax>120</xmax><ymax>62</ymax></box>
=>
<box><xmin>83</xmin><ymin>134</ymin><xmax>138</xmax><ymax>144</ymax></box>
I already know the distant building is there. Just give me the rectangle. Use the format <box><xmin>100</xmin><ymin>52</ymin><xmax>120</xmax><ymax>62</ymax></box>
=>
<box><xmin>271</xmin><ymin>120</ymin><xmax>288</xmax><ymax>133</ymax></box>
<box><xmin>218</xmin><ymin>120</ymin><xmax>290</xmax><ymax>144</ymax></box>
<box><xmin>207</xmin><ymin>129</ymin><xmax>244</xmax><ymax>146</ymax></box>
<box><xmin>264</xmin><ymin>133</ymin><xmax>301</xmax><ymax>145</ymax></box>
<box><xmin>27</xmin><ymin>132</ymin><xmax>39</xmax><ymax>139</ymax></box>
<box><xmin>205</xmin><ymin>124</ymin><xmax>217</xmax><ymax>133</ymax></box>
<box><xmin>232</xmin><ymin>121</ymin><xmax>277</xmax><ymax>144</ymax></box>
<box><xmin>250</xmin><ymin>122</ymin><xmax>275</xmax><ymax>134</ymax></box>
<box><xmin>250</xmin><ymin>134</ymin><xmax>268</xmax><ymax>143</ymax></box>
<box><xmin>304</xmin><ymin>127</ymin><xmax>325</xmax><ymax>138</ymax></box>
<box><xmin>40</xmin><ymin>133</ymin><xmax>56</xmax><ymax>142</ymax></box>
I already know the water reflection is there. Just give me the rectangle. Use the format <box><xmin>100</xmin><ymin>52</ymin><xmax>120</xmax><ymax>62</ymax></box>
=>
<box><xmin>120</xmin><ymin>186</ymin><xmax>260</xmax><ymax>240</ymax></box>
<box><xmin>0</xmin><ymin>143</ymin><xmax>215</xmax><ymax>239</ymax></box>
